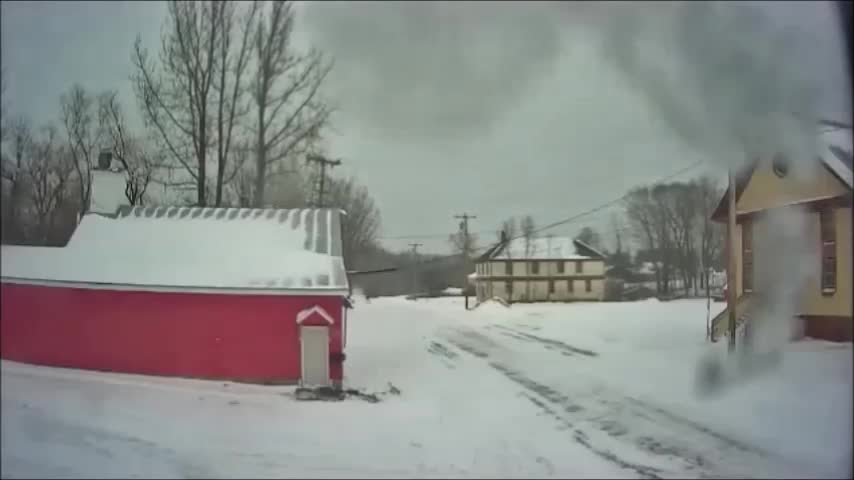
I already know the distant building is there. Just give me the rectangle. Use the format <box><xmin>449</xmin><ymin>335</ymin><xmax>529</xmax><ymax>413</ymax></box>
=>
<box><xmin>710</xmin><ymin>124</ymin><xmax>852</xmax><ymax>342</ymax></box>
<box><xmin>472</xmin><ymin>236</ymin><xmax>606</xmax><ymax>303</ymax></box>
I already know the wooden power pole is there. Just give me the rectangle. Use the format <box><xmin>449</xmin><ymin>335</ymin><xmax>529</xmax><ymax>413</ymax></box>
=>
<box><xmin>409</xmin><ymin>243</ymin><xmax>422</xmax><ymax>299</ymax></box>
<box><xmin>454</xmin><ymin>213</ymin><xmax>477</xmax><ymax>310</ymax></box>
<box><xmin>306</xmin><ymin>154</ymin><xmax>342</xmax><ymax>208</ymax></box>
<box><xmin>726</xmin><ymin>166</ymin><xmax>738</xmax><ymax>353</ymax></box>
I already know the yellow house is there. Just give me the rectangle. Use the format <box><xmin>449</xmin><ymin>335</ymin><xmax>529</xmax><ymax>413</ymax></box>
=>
<box><xmin>472</xmin><ymin>236</ymin><xmax>607</xmax><ymax>304</ymax></box>
<box><xmin>710</xmin><ymin>125</ymin><xmax>853</xmax><ymax>342</ymax></box>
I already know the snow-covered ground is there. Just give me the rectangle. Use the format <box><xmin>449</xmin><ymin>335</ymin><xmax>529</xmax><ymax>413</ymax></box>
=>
<box><xmin>2</xmin><ymin>297</ymin><xmax>851</xmax><ymax>478</ymax></box>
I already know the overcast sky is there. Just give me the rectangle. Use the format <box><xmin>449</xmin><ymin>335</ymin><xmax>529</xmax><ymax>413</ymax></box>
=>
<box><xmin>1</xmin><ymin>1</ymin><xmax>850</xmax><ymax>254</ymax></box>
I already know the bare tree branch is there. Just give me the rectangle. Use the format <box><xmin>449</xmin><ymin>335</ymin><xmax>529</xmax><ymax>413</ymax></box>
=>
<box><xmin>249</xmin><ymin>0</ymin><xmax>333</xmax><ymax>207</ymax></box>
<box><xmin>60</xmin><ymin>84</ymin><xmax>102</xmax><ymax>212</ymax></box>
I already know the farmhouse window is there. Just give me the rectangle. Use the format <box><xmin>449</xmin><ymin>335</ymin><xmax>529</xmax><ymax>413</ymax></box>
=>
<box><xmin>820</xmin><ymin>209</ymin><xmax>836</xmax><ymax>293</ymax></box>
<box><xmin>568</xmin><ymin>279</ymin><xmax>574</xmax><ymax>293</ymax></box>
<box><xmin>575</xmin><ymin>262</ymin><xmax>583</xmax><ymax>274</ymax></box>
<box><xmin>506</xmin><ymin>280</ymin><xmax>513</xmax><ymax>294</ymax></box>
<box><xmin>585</xmin><ymin>279</ymin><xmax>592</xmax><ymax>292</ymax></box>
<box><xmin>742</xmin><ymin>220</ymin><xmax>753</xmax><ymax>293</ymax></box>
<box><xmin>548</xmin><ymin>280</ymin><xmax>555</xmax><ymax>294</ymax></box>
<box><xmin>505</xmin><ymin>260</ymin><xmax>513</xmax><ymax>276</ymax></box>
<box><xmin>531</xmin><ymin>261</ymin><xmax>540</xmax><ymax>274</ymax></box>
<box><xmin>557</xmin><ymin>261</ymin><xmax>565</xmax><ymax>273</ymax></box>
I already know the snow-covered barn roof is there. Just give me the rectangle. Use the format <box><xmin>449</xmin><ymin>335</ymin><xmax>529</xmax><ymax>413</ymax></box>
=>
<box><xmin>1</xmin><ymin>207</ymin><xmax>348</xmax><ymax>295</ymax></box>
<box><xmin>486</xmin><ymin>236</ymin><xmax>605</xmax><ymax>261</ymax></box>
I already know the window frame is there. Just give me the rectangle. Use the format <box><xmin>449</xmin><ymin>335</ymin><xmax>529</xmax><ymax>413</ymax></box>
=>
<box><xmin>531</xmin><ymin>261</ymin><xmax>540</xmax><ymax>275</ymax></box>
<box><xmin>575</xmin><ymin>261</ymin><xmax>583</xmax><ymax>274</ymax></box>
<box><xmin>820</xmin><ymin>209</ymin><xmax>837</xmax><ymax>294</ymax></box>
<box><xmin>585</xmin><ymin>279</ymin><xmax>592</xmax><ymax>292</ymax></box>
<box><xmin>557</xmin><ymin>261</ymin><xmax>565</xmax><ymax>274</ymax></box>
<box><xmin>742</xmin><ymin>219</ymin><xmax>753</xmax><ymax>293</ymax></box>
<box><xmin>548</xmin><ymin>279</ymin><xmax>555</xmax><ymax>294</ymax></box>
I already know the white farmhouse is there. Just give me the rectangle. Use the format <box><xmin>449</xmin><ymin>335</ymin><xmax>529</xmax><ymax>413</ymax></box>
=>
<box><xmin>472</xmin><ymin>236</ymin><xmax>607</xmax><ymax>303</ymax></box>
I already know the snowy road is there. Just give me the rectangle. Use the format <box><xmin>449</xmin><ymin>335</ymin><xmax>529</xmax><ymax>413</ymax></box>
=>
<box><xmin>2</xmin><ymin>297</ymin><xmax>851</xmax><ymax>478</ymax></box>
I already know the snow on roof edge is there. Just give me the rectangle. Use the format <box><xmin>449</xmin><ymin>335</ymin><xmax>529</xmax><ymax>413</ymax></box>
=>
<box><xmin>572</xmin><ymin>238</ymin><xmax>606</xmax><ymax>259</ymax></box>
<box><xmin>0</xmin><ymin>275</ymin><xmax>349</xmax><ymax>296</ymax></box>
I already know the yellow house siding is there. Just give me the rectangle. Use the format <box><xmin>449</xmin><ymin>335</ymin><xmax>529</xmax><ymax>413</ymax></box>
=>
<box><xmin>737</xmin><ymin>160</ymin><xmax>849</xmax><ymax>214</ymax></box>
<box><xmin>734</xmin><ymin>223</ymin><xmax>743</xmax><ymax>298</ymax></box>
<box><xmin>800</xmin><ymin>207</ymin><xmax>852</xmax><ymax>317</ymax></box>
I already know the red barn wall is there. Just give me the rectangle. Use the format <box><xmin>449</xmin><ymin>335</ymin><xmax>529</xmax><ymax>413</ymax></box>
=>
<box><xmin>0</xmin><ymin>282</ymin><xmax>344</xmax><ymax>381</ymax></box>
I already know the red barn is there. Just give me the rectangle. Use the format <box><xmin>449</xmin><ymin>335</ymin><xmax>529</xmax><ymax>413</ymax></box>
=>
<box><xmin>1</xmin><ymin>205</ymin><xmax>351</xmax><ymax>387</ymax></box>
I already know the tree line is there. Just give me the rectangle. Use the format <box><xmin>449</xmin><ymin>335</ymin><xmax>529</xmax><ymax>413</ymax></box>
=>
<box><xmin>622</xmin><ymin>176</ymin><xmax>724</xmax><ymax>295</ymax></box>
<box><xmin>0</xmin><ymin>1</ymin><xmax>382</xmax><ymax>263</ymax></box>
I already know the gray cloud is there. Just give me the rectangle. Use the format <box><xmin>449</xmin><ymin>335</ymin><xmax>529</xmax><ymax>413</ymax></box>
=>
<box><xmin>301</xmin><ymin>1</ymin><xmax>563</xmax><ymax>141</ymax></box>
<box><xmin>579</xmin><ymin>1</ymin><xmax>845</xmax><ymax>175</ymax></box>
<box><xmin>2</xmin><ymin>1</ymin><xmax>849</xmax><ymax>255</ymax></box>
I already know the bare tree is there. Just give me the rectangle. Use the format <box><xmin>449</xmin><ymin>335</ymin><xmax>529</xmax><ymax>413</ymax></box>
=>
<box><xmin>212</xmin><ymin>1</ymin><xmax>259</xmax><ymax>205</ymax></box>
<box><xmin>25</xmin><ymin>125</ymin><xmax>74</xmax><ymax>243</ymax></box>
<box><xmin>98</xmin><ymin>91</ymin><xmax>157</xmax><ymax>205</ymax></box>
<box><xmin>449</xmin><ymin>228</ymin><xmax>479</xmax><ymax>257</ymax></box>
<box><xmin>325</xmin><ymin>175</ymin><xmax>381</xmax><ymax>266</ymax></box>
<box><xmin>500</xmin><ymin>217</ymin><xmax>517</xmax><ymax>243</ymax></box>
<box><xmin>1</xmin><ymin>66</ymin><xmax>8</xmax><ymax>141</ymax></box>
<box><xmin>1</xmin><ymin>117</ymin><xmax>32</xmax><ymax>242</ymax></box>
<box><xmin>625</xmin><ymin>186</ymin><xmax>661</xmax><ymax>291</ymax></box>
<box><xmin>576</xmin><ymin>226</ymin><xmax>604</xmax><ymax>252</ymax></box>
<box><xmin>250</xmin><ymin>1</ymin><xmax>333</xmax><ymax>207</ymax></box>
<box><xmin>520</xmin><ymin>215</ymin><xmax>535</xmax><ymax>257</ymax></box>
<box><xmin>132</xmin><ymin>1</ymin><xmax>226</xmax><ymax>206</ymax></box>
<box><xmin>697</xmin><ymin>176</ymin><xmax>724</xmax><ymax>288</ymax></box>
<box><xmin>61</xmin><ymin>84</ymin><xmax>103</xmax><ymax>212</ymax></box>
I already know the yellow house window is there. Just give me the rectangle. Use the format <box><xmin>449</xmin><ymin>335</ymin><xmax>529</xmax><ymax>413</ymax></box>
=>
<box><xmin>531</xmin><ymin>261</ymin><xmax>540</xmax><ymax>274</ymax></box>
<box><xmin>820</xmin><ymin>209</ymin><xmax>836</xmax><ymax>294</ymax></box>
<box><xmin>742</xmin><ymin>220</ymin><xmax>753</xmax><ymax>293</ymax></box>
<box><xmin>575</xmin><ymin>262</ymin><xmax>583</xmax><ymax>274</ymax></box>
<box><xmin>557</xmin><ymin>261</ymin><xmax>565</xmax><ymax>273</ymax></box>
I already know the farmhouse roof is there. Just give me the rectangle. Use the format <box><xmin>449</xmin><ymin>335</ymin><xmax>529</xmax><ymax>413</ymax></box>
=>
<box><xmin>482</xmin><ymin>236</ymin><xmax>605</xmax><ymax>261</ymax></box>
<box><xmin>1</xmin><ymin>206</ymin><xmax>348</xmax><ymax>294</ymax></box>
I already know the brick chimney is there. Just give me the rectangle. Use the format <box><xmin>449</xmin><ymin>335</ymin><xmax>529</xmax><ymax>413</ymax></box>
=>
<box><xmin>88</xmin><ymin>150</ymin><xmax>128</xmax><ymax>215</ymax></box>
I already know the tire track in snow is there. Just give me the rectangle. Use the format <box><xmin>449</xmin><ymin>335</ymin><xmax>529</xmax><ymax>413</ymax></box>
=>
<box><xmin>488</xmin><ymin>324</ymin><xmax>598</xmax><ymax>357</ymax></box>
<box><xmin>486</xmin><ymin>325</ymin><xmax>770</xmax><ymax>459</ymax></box>
<box><xmin>441</xmin><ymin>330</ymin><xmax>665</xmax><ymax>479</ymax></box>
<box><xmin>441</xmin><ymin>326</ymin><xmax>784</xmax><ymax>479</ymax></box>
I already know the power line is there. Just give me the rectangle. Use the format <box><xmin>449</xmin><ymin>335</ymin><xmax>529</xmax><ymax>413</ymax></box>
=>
<box><xmin>306</xmin><ymin>154</ymin><xmax>342</xmax><ymax>208</ymax></box>
<box><xmin>407</xmin><ymin>159</ymin><xmax>705</xmax><ymax>267</ymax></box>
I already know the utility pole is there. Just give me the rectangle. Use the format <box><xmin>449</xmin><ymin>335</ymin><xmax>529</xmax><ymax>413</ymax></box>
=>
<box><xmin>454</xmin><ymin>213</ymin><xmax>477</xmax><ymax>310</ymax></box>
<box><xmin>409</xmin><ymin>243</ymin><xmax>423</xmax><ymax>299</ymax></box>
<box><xmin>306</xmin><ymin>154</ymin><xmax>342</xmax><ymax>208</ymax></box>
<box><xmin>726</xmin><ymin>166</ymin><xmax>738</xmax><ymax>353</ymax></box>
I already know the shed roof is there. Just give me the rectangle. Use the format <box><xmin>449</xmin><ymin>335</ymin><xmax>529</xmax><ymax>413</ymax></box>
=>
<box><xmin>1</xmin><ymin>206</ymin><xmax>348</xmax><ymax>295</ymax></box>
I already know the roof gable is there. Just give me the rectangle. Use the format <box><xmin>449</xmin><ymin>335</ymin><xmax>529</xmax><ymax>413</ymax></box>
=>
<box><xmin>296</xmin><ymin>305</ymin><xmax>335</xmax><ymax>325</ymax></box>
<box><xmin>712</xmin><ymin>127</ymin><xmax>853</xmax><ymax>221</ymax></box>
<box><xmin>486</xmin><ymin>236</ymin><xmax>604</xmax><ymax>261</ymax></box>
